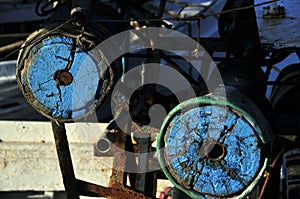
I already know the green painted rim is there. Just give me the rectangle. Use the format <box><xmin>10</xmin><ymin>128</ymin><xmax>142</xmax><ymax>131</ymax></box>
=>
<box><xmin>157</xmin><ymin>95</ymin><xmax>270</xmax><ymax>198</ymax></box>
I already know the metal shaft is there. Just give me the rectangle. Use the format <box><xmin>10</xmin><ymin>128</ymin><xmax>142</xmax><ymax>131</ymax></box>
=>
<box><xmin>52</xmin><ymin>121</ymin><xmax>79</xmax><ymax>199</ymax></box>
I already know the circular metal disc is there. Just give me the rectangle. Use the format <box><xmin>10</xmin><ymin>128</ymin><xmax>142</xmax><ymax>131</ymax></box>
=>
<box><xmin>18</xmin><ymin>35</ymin><xmax>111</xmax><ymax>121</ymax></box>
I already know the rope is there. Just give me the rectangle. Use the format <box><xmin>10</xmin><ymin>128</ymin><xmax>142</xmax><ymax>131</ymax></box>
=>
<box><xmin>0</xmin><ymin>18</ymin><xmax>75</xmax><ymax>62</ymax></box>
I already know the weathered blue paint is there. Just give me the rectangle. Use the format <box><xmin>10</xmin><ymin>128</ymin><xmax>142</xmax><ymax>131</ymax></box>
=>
<box><xmin>165</xmin><ymin>105</ymin><xmax>261</xmax><ymax>196</ymax></box>
<box><xmin>21</xmin><ymin>36</ymin><xmax>103</xmax><ymax>120</ymax></box>
<box><xmin>157</xmin><ymin>96</ymin><xmax>269</xmax><ymax>198</ymax></box>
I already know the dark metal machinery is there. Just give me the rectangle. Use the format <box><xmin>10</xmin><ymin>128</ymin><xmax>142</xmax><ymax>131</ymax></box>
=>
<box><xmin>1</xmin><ymin>0</ymin><xmax>299</xmax><ymax>198</ymax></box>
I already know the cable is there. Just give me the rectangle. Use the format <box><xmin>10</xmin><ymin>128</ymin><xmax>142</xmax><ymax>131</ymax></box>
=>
<box><xmin>0</xmin><ymin>18</ymin><xmax>75</xmax><ymax>62</ymax></box>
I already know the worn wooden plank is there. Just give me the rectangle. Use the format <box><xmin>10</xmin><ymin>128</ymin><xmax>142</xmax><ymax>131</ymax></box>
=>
<box><xmin>0</xmin><ymin>121</ymin><xmax>113</xmax><ymax>191</ymax></box>
<box><xmin>0</xmin><ymin>121</ymin><xmax>107</xmax><ymax>143</ymax></box>
<box><xmin>0</xmin><ymin>142</ymin><xmax>113</xmax><ymax>191</ymax></box>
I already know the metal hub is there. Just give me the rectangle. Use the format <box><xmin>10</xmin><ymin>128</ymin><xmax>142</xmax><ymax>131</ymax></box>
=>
<box><xmin>54</xmin><ymin>70</ymin><xmax>73</xmax><ymax>86</ymax></box>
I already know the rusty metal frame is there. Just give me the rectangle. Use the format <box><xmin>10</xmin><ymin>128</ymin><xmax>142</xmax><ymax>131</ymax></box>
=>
<box><xmin>51</xmin><ymin>121</ymin><xmax>155</xmax><ymax>199</ymax></box>
<box><xmin>5</xmin><ymin>0</ymin><xmax>300</xmax><ymax>198</ymax></box>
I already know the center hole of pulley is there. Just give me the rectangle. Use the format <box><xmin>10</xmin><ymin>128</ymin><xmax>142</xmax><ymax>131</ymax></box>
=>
<box><xmin>54</xmin><ymin>70</ymin><xmax>73</xmax><ymax>86</ymax></box>
<box><xmin>204</xmin><ymin>142</ymin><xmax>226</xmax><ymax>161</ymax></box>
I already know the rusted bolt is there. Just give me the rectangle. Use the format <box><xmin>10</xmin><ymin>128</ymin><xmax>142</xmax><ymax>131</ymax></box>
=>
<box><xmin>204</xmin><ymin>141</ymin><xmax>226</xmax><ymax>161</ymax></box>
<box><xmin>54</xmin><ymin>70</ymin><xmax>73</xmax><ymax>86</ymax></box>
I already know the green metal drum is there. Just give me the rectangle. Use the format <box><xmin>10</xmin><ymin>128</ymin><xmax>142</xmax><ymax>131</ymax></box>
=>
<box><xmin>157</xmin><ymin>94</ymin><xmax>273</xmax><ymax>198</ymax></box>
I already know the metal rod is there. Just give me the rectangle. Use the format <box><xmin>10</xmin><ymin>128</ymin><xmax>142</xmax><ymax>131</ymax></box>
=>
<box><xmin>109</xmin><ymin>125</ymin><xmax>129</xmax><ymax>187</ymax></box>
<box><xmin>0</xmin><ymin>33</ymin><xmax>29</xmax><ymax>38</ymax></box>
<box><xmin>73</xmin><ymin>179</ymin><xmax>152</xmax><ymax>198</ymax></box>
<box><xmin>134</xmin><ymin>135</ymin><xmax>157</xmax><ymax>198</ymax></box>
<box><xmin>135</xmin><ymin>136</ymin><xmax>150</xmax><ymax>193</ymax></box>
<box><xmin>0</xmin><ymin>40</ymin><xmax>23</xmax><ymax>54</ymax></box>
<box><xmin>51</xmin><ymin>121</ymin><xmax>79</xmax><ymax>199</ymax></box>
<box><xmin>157</xmin><ymin>0</ymin><xmax>167</xmax><ymax>19</ymax></box>
<box><xmin>124</xmin><ymin>53</ymin><xmax>226</xmax><ymax>61</ymax></box>
<box><xmin>258</xmin><ymin>148</ymin><xmax>285</xmax><ymax>199</ymax></box>
<box><xmin>125</xmin><ymin>133</ymin><xmax>138</xmax><ymax>189</ymax></box>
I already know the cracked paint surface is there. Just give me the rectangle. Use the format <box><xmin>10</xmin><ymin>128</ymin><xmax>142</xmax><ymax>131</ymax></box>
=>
<box><xmin>22</xmin><ymin>36</ymin><xmax>102</xmax><ymax>119</ymax></box>
<box><xmin>164</xmin><ymin>105</ymin><xmax>262</xmax><ymax>197</ymax></box>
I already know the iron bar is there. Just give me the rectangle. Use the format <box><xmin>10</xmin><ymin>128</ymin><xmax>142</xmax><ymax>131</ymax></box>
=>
<box><xmin>109</xmin><ymin>123</ymin><xmax>131</xmax><ymax>187</ymax></box>
<box><xmin>51</xmin><ymin>121</ymin><xmax>79</xmax><ymax>199</ymax></box>
<box><xmin>0</xmin><ymin>40</ymin><xmax>24</xmax><ymax>54</ymax></box>
<box><xmin>135</xmin><ymin>136</ymin><xmax>151</xmax><ymax>194</ymax></box>
<box><xmin>75</xmin><ymin>179</ymin><xmax>152</xmax><ymax>199</ymax></box>
<box><xmin>0</xmin><ymin>33</ymin><xmax>29</xmax><ymax>38</ymax></box>
<box><xmin>157</xmin><ymin>0</ymin><xmax>167</xmax><ymax>19</ymax></box>
<box><xmin>124</xmin><ymin>52</ymin><xmax>227</xmax><ymax>62</ymax></box>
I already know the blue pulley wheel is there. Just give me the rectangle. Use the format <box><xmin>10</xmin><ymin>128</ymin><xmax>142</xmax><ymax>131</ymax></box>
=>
<box><xmin>157</xmin><ymin>94</ymin><xmax>273</xmax><ymax>198</ymax></box>
<box><xmin>16</xmin><ymin>21</ymin><xmax>120</xmax><ymax>122</ymax></box>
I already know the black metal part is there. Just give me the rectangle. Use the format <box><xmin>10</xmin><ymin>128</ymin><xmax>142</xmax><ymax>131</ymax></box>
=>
<box><xmin>218</xmin><ymin>0</ymin><xmax>263</xmax><ymax>63</ymax></box>
<box><xmin>157</xmin><ymin>0</ymin><xmax>167</xmax><ymax>19</ymax></box>
<box><xmin>135</xmin><ymin>135</ymin><xmax>156</xmax><ymax>197</ymax></box>
<box><xmin>35</xmin><ymin>0</ymin><xmax>59</xmax><ymax>17</ymax></box>
<box><xmin>71</xmin><ymin>0</ymin><xmax>91</xmax><ymax>21</ymax></box>
<box><xmin>273</xmin><ymin>115</ymin><xmax>300</xmax><ymax>135</ymax></box>
<box><xmin>217</xmin><ymin>58</ymin><xmax>273</xmax><ymax>124</ymax></box>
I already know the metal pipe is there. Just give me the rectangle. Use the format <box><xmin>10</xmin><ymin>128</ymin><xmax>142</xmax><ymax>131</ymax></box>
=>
<box><xmin>0</xmin><ymin>33</ymin><xmax>29</xmax><ymax>39</ymax></box>
<box><xmin>95</xmin><ymin>132</ymin><xmax>118</xmax><ymax>155</ymax></box>
<box><xmin>157</xmin><ymin>0</ymin><xmax>167</xmax><ymax>19</ymax></box>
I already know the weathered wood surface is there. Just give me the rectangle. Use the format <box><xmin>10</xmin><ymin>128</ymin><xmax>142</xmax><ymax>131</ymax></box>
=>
<box><xmin>255</xmin><ymin>0</ymin><xmax>300</xmax><ymax>49</ymax></box>
<box><xmin>0</xmin><ymin>121</ymin><xmax>113</xmax><ymax>191</ymax></box>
